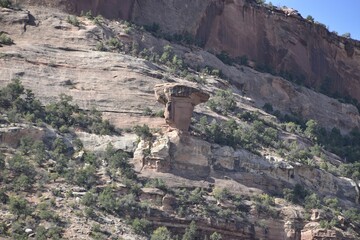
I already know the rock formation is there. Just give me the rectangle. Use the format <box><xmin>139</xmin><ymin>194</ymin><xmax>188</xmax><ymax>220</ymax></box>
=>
<box><xmin>154</xmin><ymin>83</ymin><xmax>209</xmax><ymax>131</ymax></box>
<box><xmin>18</xmin><ymin>0</ymin><xmax>360</xmax><ymax>102</ymax></box>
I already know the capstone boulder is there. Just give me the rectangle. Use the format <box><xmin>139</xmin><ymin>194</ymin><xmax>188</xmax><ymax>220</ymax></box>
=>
<box><xmin>154</xmin><ymin>83</ymin><xmax>209</xmax><ymax>131</ymax></box>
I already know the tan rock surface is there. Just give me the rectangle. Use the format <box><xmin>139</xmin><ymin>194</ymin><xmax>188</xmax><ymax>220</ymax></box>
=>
<box><xmin>154</xmin><ymin>83</ymin><xmax>209</xmax><ymax>131</ymax></box>
<box><xmin>20</xmin><ymin>0</ymin><xmax>360</xmax><ymax>102</ymax></box>
<box><xmin>0</xmin><ymin>6</ymin><xmax>359</xmax><ymax>133</ymax></box>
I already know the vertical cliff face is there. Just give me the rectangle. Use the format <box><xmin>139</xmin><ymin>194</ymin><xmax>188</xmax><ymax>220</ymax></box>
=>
<box><xmin>17</xmin><ymin>0</ymin><xmax>136</xmax><ymax>19</ymax></box>
<box><xmin>129</xmin><ymin>0</ymin><xmax>360</xmax><ymax>102</ymax></box>
<box><xmin>18</xmin><ymin>0</ymin><xmax>360</xmax><ymax>102</ymax></box>
<box><xmin>193</xmin><ymin>0</ymin><xmax>360</xmax><ymax>101</ymax></box>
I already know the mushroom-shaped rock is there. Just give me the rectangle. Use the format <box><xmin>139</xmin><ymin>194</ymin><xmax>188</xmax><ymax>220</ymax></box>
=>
<box><xmin>154</xmin><ymin>84</ymin><xmax>209</xmax><ymax>131</ymax></box>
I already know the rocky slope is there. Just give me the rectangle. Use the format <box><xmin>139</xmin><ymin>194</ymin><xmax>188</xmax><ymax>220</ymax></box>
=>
<box><xmin>1</xmin><ymin>4</ymin><xmax>359</xmax><ymax>134</ymax></box>
<box><xmin>1</xmin><ymin>2</ymin><xmax>360</xmax><ymax>240</ymax></box>
<box><xmin>16</xmin><ymin>0</ymin><xmax>360</xmax><ymax>103</ymax></box>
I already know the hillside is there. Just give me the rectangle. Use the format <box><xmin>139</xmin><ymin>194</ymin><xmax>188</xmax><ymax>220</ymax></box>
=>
<box><xmin>15</xmin><ymin>0</ymin><xmax>360</xmax><ymax>104</ymax></box>
<box><xmin>1</xmin><ymin>1</ymin><xmax>360</xmax><ymax>239</ymax></box>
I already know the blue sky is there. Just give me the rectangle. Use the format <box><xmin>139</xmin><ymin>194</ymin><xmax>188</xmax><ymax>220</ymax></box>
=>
<box><xmin>265</xmin><ymin>0</ymin><xmax>360</xmax><ymax>40</ymax></box>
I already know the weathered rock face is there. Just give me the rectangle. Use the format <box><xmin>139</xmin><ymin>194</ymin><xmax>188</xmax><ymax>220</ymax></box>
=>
<box><xmin>131</xmin><ymin>0</ymin><xmax>360</xmax><ymax>102</ymax></box>
<box><xmin>19</xmin><ymin>0</ymin><xmax>360</xmax><ymax>102</ymax></box>
<box><xmin>134</xmin><ymin>131</ymin><xmax>358</xmax><ymax>205</ymax></box>
<box><xmin>134</xmin><ymin>131</ymin><xmax>211</xmax><ymax>176</ymax></box>
<box><xmin>301</xmin><ymin>226</ymin><xmax>342</xmax><ymax>240</ymax></box>
<box><xmin>154</xmin><ymin>84</ymin><xmax>209</xmax><ymax>131</ymax></box>
<box><xmin>0</xmin><ymin>124</ymin><xmax>46</xmax><ymax>148</ymax></box>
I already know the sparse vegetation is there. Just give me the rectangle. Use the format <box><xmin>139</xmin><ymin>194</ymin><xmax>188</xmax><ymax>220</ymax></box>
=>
<box><xmin>182</xmin><ymin>221</ymin><xmax>198</xmax><ymax>240</ymax></box>
<box><xmin>207</xmin><ymin>89</ymin><xmax>236</xmax><ymax>115</ymax></box>
<box><xmin>0</xmin><ymin>79</ymin><xmax>118</xmax><ymax>135</ymax></box>
<box><xmin>151</xmin><ymin>226</ymin><xmax>172</xmax><ymax>240</ymax></box>
<box><xmin>67</xmin><ymin>15</ymin><xmax>81</xmax><ymax>27</ymax></box>
<box><xmin>1</xmin><ymin>6</ymin><xmax>360</xmax><ymax>239</ymax></box>
<box><xmin>133</xmin><ymin>124</ymin><xmax>153</xmax><ymax>139</ymax></box>
<box><xmin>95</xmin><ymin>41</ymin><xmax>107</xmax><ymax>51</ymax></box>
<box><xmin>0</xmin><ymin>33</ymin><xmax>14</xmax><ymax>45</ymax></box>
<box><xmin>0</xmin><ymin>0</ymin><xmax>11</xmax><ymax>8</ymax></box>
<box><xmin>306</xmin><ymin>15</ymin><xmax>315</xmax><ymax>23</ymax></box>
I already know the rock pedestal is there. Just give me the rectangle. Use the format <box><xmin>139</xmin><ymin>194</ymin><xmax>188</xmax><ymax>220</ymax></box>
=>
<box><xmin>154</xmin><ymin>84</ymin><xmax>209</xmax><ymax>131</ymax></box>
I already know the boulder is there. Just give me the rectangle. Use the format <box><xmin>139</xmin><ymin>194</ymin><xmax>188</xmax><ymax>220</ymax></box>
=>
<box><xmin>154</xmin><ymin>83</ymin><xmax>209</xmax><ymax>131</ymax></box>
<box><xmin>162</xmin><ymin>194</ymin><xmax>177</xmax><ymax>212</ymax></box>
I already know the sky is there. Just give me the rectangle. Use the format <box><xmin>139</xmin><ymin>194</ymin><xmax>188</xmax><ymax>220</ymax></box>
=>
<box><xmin>265</xmin><ymin>0</ymin><xmax>360</xmax><ymax>40</ymax></box>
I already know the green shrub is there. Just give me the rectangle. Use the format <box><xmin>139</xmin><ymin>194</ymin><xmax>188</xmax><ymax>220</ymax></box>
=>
<box><xmin>52</xmin><ymin>138</ymin><xmax>68</xmax><ymax>156</ymax></box>
<box><xmin>0</xmin><ymin>0</ymin><xmax>12</xmax><ymax>8</ymax></box>
<box><xmin>212</xmin><ymin>187</ymin><xmax>230</xmax><ymax>201</ymax></box>
<box><xmin>186</xmin><ymin>74</ymin><xmax>205</xmax><ymax>84</ymax></box>
<box><xmin>324</xmin><ymin>198</ymin><xmax>339</xmax><ymax>211</ymax></box>
<box><xmin>263</xmin><ymin>103</ymin><xmax>273</xmax><ymax>113</ymax></box>
<box><xmin>93</xmin><ymin>15</ymin><xmax>104</xmax><ymax>25</ymax></box>
<box><xmin>188</xmin><ymin>187</ymin><xmax>204</xmax><ymax>204</ymax></box>
<box><xmin>132</xmin><ymin>218</ymin><xmax>151</xmax><ymax>235</ymax></box>
<box><xmin>283</xmin><ymin>184</ymin><xmax>308</xmax><ymax>204</ymax></box>
<box><xmin>253</xmin><ymin>193</ymin><xmax>275</xmax><ymax>206</ymax></box>
<box><xmin>304</xmin><ymin>193</ymin><xmax>321</xmax><ymax>210</ymax></box>
<box><xmin>216</xmin><ymin>51</ymin><xmax>233</xmax><ymax>65</ymax></box>
<box><xmin>108</xmin><ymin>38</ymin><xmax>122</xmax><ymax>50</ymax></box>
<box><xmin>9</xmin><ymin>196</ymin><xmax>32</xmax><ymax>216</ymax></box>
<box><xmin>151</xmin><ymin>226</ymin><xmax>172</xmax><ymax>240</ymax></box>
<box><xmin>237</xmin><ymin>55</ymin><xmax>248</xmax><ymax>65</ymax></box>
<box><xmin>144</xmin><ymin>22</ymin><xmax>160</xmax><ymax>34</ymax></box>
<box><xmin>343</xmin><ymin>208</ymin><xmax>360</xmax><ymax>224</ymax></box>
<box><xmin>98</xmin><ymin>186</ymin><xmax>117</xmax><ymax>212</ymax></box>
<box><xmin>33</xmin><ymin>141</ymin><xmax>48</xmax><ymax>165</ymax></box>
<box><xmin>207</xmin><ymin>90</ymin><xmax>236</xmax><ymax>115</ymax></box>
<box><xmin>106</xmin><ymin>150</ymin><xmax>136</xmax><ymax>179</ymax></box>
<box><xmin>133</xmin><ymin>124</ymin><xmax>152</xmax><ymax>139</ymax></box>
<box><xmin>182</xmin><ymin>221</ymin><xmax>198</xmax><ymax>240</ymax></box>
<box><xmin>306</xmin><ymin>15</ymin><xmax>315</xmax><ymax>23</ymax></box>
<box><xmin>255</xmin><ymin>0</ymin><xmax>265</xmax><ymax>4</ymax></box>
<box><xmin>145</xmin><ymin>178</ymin><xmax>167</xmax><ymax>192</ymax></box>
<box><xmin>84</xmin><ymin>207</ymin><xmax>96</xmax><ymax>219</ymax></box>
<box><xmin>8</xmin><ymin>154</ymin><xmax>36</xmax><ymax>178</ymax></box>
<box><xmin>73</xmin><ymin>165</ymin><xmax>97</xmax><ymax>189</ymax></box>
<box><xmin>67</xmin><ymin>15</ymin><xmax>80</xmax><ymax>27</ymax></box>
<box><xmin>13</xmin><ymin>174</ymin><xmax>33</xmax><ymax>191</ymax></box>
<box><xmin>143</xmin><ymin>107</ymin><xmax>153</xmax><ymax>116</ymax></box>
<box><xmin>159</xmin><ymin>45</ymin><xmax>173</xmax><ymax>64</ymax></box>
<box><xmin>96</xmin><ymin>41</ymin><xmax>106</xmax><ymax>51</ymax></box>
<box><xmin>0</xmin><ymin>188</ymin><xmax>9</xmax><ymax>204</ymax></box>
<box><xmin>81</xmin><ymin>10</ymin><xmax>93</xmax><ymax>19</ymax></box>
<box><xmin>155</xmin><ymin>110</ymin><xmax>164</xmax><ymax>118</ymax></box>
<box><xmin>0</xmin><ymin>153</ymin><xmax>5</xmax><ymax>169</ymax></box>
<box><xmin>210</xmin><ymin>232</ymin><xmax>222</xmax><ymax>240</ymax></box>
<box><xmin>0</xmin><ymin>78</ymin><xmax>24</xmax><ymax>110</ymax></box>
<box><xmin>82</xmin><ymin>191</ymin><xmax>97</xmax><ymax>206</ymax></box>
<box><xmin>0</xmin><ymin>33</ymin><xmax>14</xmax><ymax>45</ymax></box>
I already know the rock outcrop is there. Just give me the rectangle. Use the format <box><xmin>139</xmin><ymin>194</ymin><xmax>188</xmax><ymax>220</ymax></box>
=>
<box><xmin>132</xmin><ymin>0</ymin><xmax>360</xmax><ymax>102</ymax></box>
<box><xmin>0</xmin><ymin>124</ymin><xmax>52</xmax><ymax>148</ymax></box>
<box><xmin>1</xmin><ymin>6</ymin><xmax>358</xmax><ymax>133</ymax></box>
<box><xmin>154</xmin><ymin>84</ymin><xmax>209</xmax><ymax>131</ymax></box>
<box><xmin>134</xmin><ymin>131</ymin><xmax>211</xmax><ymax>176</ymax></box>
<box><xmin>18</xmin><ymin>0</ymin><xmax>360</xmax><ymax>102</ymax></box>
<box><xmin>134</xmin><ymin>131</ymin><xmax>358</xmax><ymax>204</ymax></box>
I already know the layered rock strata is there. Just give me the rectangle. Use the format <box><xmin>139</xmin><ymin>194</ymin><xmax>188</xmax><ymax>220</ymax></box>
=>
<box><xmin>154</xmin><ymin>84</ymin><xmax>209</xmax><ymax>131</ymax></box>
<box><xmin>17</xmin><ymin>0</ymin><xmax>360</xmax><ymax>102</ymax></box>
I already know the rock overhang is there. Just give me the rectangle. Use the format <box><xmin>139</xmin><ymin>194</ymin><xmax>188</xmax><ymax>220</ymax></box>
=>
<box><xmin>154</xmin><ymin>83</ymin><xmax>209</xmax><ymax>131</ymax></box>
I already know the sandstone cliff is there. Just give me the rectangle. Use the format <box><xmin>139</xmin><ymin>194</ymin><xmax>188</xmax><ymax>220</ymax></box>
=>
<box><xmin>17</xmin><ymin>0</ymin><xmax>360</xmax><ymax>103</ymax></box>
<box><xmin>1</xmin><ymin>2</ymin><xmax>360</xmax><ymax>240</ymax></box>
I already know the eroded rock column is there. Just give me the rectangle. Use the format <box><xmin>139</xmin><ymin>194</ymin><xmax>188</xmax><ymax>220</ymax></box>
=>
<box><xmin>154</xmin><ymin>83</ymin><xmax>209</xmax><ymax>132</ymax></box>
